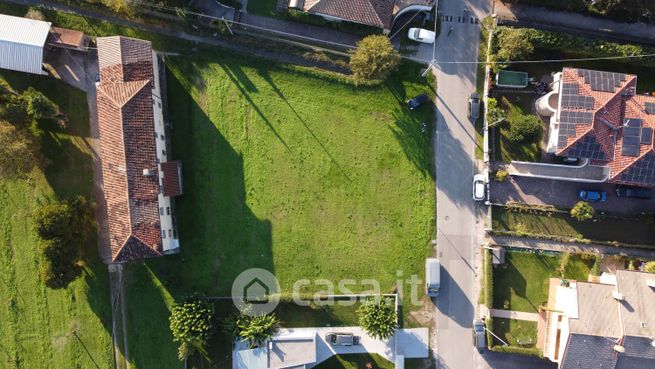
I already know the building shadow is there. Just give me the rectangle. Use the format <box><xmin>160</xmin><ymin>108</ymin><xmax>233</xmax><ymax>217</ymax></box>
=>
<box><xmin>119</xmin><ymin>64</ymin><xmax>275</xmax><ymax>368</ymax></box>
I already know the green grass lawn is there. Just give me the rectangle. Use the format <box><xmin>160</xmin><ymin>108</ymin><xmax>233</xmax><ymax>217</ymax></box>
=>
<box><xmin>492</xmin><ymin>318</ymin><xmax>538</xmax><ymax>348</ymax></box>
<box><xmin>492</xmin><ymin>206</ymin><xmax>655</xmax><ymax>245</ymax></box>
<box><xmin>247</xmin><ymin>0</ymin><xmax>277</xmax><ymax>16</ymax></box>
<box><xmin>493</xmin><ymin>251</ymin><xmax>593</xmax><ymax>312</ymax></box>
<box><xmin>492</xmin><ymin>94</ymin><xmax>541</xmax><ymax>163</ymax></box>
<box><xmin>314</xmin><ymin>354</ymin><xmax>394</xmax><ymax>369</ymax></box>
<box><xmin>0</xmin><ymin>71</ymin><xmax>113</xmax><ymax>368</ymax></box>
<box><xmin>124</xmin><ymin>53</ymin><xmax>435</xmax><ymax>368</ymax></box>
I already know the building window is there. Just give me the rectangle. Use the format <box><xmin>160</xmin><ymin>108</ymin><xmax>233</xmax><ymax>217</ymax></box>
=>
<box><xmin>158</xmin><ymin>102</ymin><xmax>162</xmax><ymax>108</ymax></box>
<box><xmin>162</xmin><ymin>150</ymin><xmax>167</xmax><ymax>156</ymax></box>
<box><xmin>160</xmin><ymin>207</ymin><xmax>164</xmax><ymax>215</ymax></box>
<box><xmin>173</xmin><ymin>229</ymin><xmax>177</xmax><ymax>238</ymax></box>
<box><xmin>166</xmin><ymin>207</ymin><xmax>170</xmax><ymax>215</ymax></box>
<box><xmin>162</xmin><ymin>229</ymin><xmax>166</xmax><ymax>239</ymax></box>
<box><xmin>168</xmin><ymin>229</ymin><xmax>172</xmax><ymax>238</ymax></box>
<box><xmin>160</xmin><ymin>134</ymin><xmax>165</xmax><ymax>140</ymax></box>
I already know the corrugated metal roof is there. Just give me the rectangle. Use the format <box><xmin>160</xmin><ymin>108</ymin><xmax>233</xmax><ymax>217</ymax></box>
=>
<box><xmin>0</xmin><ymin>14</ymin><xmax>51</xmax><ymax>47</ymax></box>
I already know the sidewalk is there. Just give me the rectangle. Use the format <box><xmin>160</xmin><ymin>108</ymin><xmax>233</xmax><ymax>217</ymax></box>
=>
<box><xmin>494</xmin><ymin>1</ymin><xmax>655</xmax><ymax>46</ymax></box>
<box><xmin>489</xmin><ymin>309</ymin><xmax>539</xmax><ymax>322</ymax></box>
<box><xmin>490</xmin><ymin>235</ymin><xmax>655</xmax><ymax>258</ymax></box>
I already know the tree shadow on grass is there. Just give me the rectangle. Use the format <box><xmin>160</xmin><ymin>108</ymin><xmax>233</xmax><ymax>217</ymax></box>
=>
<box><xmin>390</xmin><ymin>108</ymin><xmax>435</xmax><ymax>180</ymax></box>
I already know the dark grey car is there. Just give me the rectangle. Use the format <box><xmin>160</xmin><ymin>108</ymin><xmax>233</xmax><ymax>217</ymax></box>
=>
<box><xmin>468</xmin><ymin>92</ymin><xmax>480</xmax><ymax>120</ymax></box>
<box><xmin>325</xmin><ymin>332</ymin><xmax>360</xmax><ymax>346</ymax></box>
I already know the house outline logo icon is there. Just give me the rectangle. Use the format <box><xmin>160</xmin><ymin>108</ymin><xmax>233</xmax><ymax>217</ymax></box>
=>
<box><xmin>243</xmin><ymin>277</ymin><xmax>269</xmax><ymax>304</ymax></box>
<box><xmin>231</xmin><ymin>268</ymin><xmax>280</xmax><ymax>316</ymax></box>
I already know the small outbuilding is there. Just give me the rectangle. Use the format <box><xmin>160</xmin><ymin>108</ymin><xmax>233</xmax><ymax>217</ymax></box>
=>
<box><xmin>0</xmin><ymin>14</ymin><xmax>51</xmax><ymax>75</ymax></box>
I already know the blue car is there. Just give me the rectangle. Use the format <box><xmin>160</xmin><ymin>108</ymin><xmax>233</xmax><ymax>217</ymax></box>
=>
<box><xmin>406</xmin><ymin>93</ymin><xmax>430</xmax><ymax>111</ymax></box>
<box><xmin>578</xmin><ymin>189</ymin><xmax>607</xmax><ymax>202</ymax></box>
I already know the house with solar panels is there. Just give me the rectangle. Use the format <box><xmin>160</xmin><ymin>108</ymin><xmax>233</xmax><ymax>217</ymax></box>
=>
<box><xmin>525</xmin><ymin>68</ymin><xmax>655</xmax><ymax>187</ymax></box>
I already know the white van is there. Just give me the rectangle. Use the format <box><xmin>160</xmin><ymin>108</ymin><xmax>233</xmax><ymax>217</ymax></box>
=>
<box><xmin>426</xmin><ymin>258</ymin><xmax>441</xmax><ymax>297</ymax></box>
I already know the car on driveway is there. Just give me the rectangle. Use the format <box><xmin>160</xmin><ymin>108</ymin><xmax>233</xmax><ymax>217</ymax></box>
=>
<box><xmin>578</xmin><ymin>189</ymin><xmax>607</xmax><ymax>202</ymax></box>
<box><xmin>473</xmin><ymin>319</ymin><xmax>486</xmax><ymax>351</ymax></box>
<box><xmin>468</xmin><ymin>92</ymin><xmax>480</xmax><ymax>120</ymax></box>
<box><xmin>407</xmin><ymin>27</ymin><xmax>436</xmax><ymax>44</ymax></box>
<box><xmin>325</xmin><ymin>332</ymin><xmax>360</xmax><ymax>346</ymax></box>
<box><xmin>473</xmin><ymin>174</ymin><xmax>486</xmax><ymax>201</ymax></box>
<box><xmin>616</xmin><ymin>185</ymin><xmax>652</xmax><ymax>199</ymax></box>
<box><xmin>406</xmin><ymin>93</ymin><xmax>430</xmax><ymax>111</ymax></box>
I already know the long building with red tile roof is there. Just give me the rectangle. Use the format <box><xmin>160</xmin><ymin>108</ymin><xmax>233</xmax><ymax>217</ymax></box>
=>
<box><xmin>96</xmin><ymin>36</ymin><xmax>182</xmax><ymax>263</ymax></box>
<box><xmin>542</xmin><ymin>68</ymin><xmax>655</xmax><ymax>187</ymax></box>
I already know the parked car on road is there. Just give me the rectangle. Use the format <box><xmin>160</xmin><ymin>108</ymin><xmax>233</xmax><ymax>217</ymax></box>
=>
<box><xmin>468</xmin><ymin>92</ymin><xmax>480</xmax><ymax>120</ymax></box>
<box><xmin>616</xmin><ymin>185</ymin><xmax>652</xmax><ymax>199</ymax></box>
<box><xmin>407</xmin><ymin>27</ymin><xmax>436</xmax><ymax>44</ymax></box>
<box><xmin>426</xmin><ymin>258</ymin><xmax>441</xmax><ymax>297</ymax></box>
<box><xmin>578</xmin><ymin>189</ymin><xmax>607</xmax><ymax>202</ymax></box>
<box><xmin>473</xmin><ymin>319</ymin><xmax>486</xmax><ymax>351</ymax></box>
<box><xmin>473</xmin><ymin>174</ymin><xmax>486</xmax><ymax>201</ymax></box>
<box><xmin>406</xmin><ymin>93</ymin><xmax>430</xmax><ymax>111</ymax></box>
<box><xmin>325</xmin><ymin>332</ymin><xmax>360</xmax><ymax>346</ymax></box>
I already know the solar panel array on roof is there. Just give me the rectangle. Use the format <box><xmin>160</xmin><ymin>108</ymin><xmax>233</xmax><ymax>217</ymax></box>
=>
<box><xmin>561</xmin><ymin>94</ymin><xmax>595</xmax><ymax>109</ymax></box>
<box><xmin>578</xmin><ymin>69</ymin><xmax>627</xmax><ymax>92</ymax></box>
<box><xmin>558</xmin><ymin>111</ymin><xmax>594</xmax><ymax>149</ymax></box>
<box><xmin>646</xmin><ymin>102</ymin><xmax>655</xmax><ymax>115</ymax></box>
<box><xmin>622</xmin><ymin>121</ymin><xmax>642</xmax><ymax>157</ymax></box>
<box><xmin>642</xmin><ymin>128</ymin><xmax>653</xmax><ymax>145</ymax></box>
<box><xmin>619</xmin><ymin>152</ymin><xmax>655</xmax><ymax>185</ymax></box>
<box><xmin>562</xmin><ymin>83</ymin><xmax>579</xmax><ymax>95</ymax></box>
<box><xmin>566</xmin><ymin>135</ymin><xmax>607</xmax><ymax>160</ymax></box>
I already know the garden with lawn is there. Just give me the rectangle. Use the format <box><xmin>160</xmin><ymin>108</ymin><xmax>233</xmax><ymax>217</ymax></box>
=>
<box><xmin>492</xmin><ymin>250</ymin><xmax>594</xmax><ymax>313</ymax></box>
<box><xmin>492</xmin><ymin>205</ymin><xmax>655</xmax><ymax>246</ymax></box>
<box><xmin>492</xmin><ymin>318</ymin><xmax>538</xmax><ymax>348</ymax></box>
<box><xmin>0</xmin><ymin>71</ymin><xmax>114</xmax><ymax>368</ymax></box>
<box><xmin>122</xmin><ymin>51</ymin><xmax>435</xmax><ymax>368</ymax></box>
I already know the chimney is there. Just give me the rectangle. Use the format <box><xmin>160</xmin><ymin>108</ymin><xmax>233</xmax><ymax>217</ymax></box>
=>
<box><xmin>613</xmin><ymin>345</ymin><xmax>625</xmax><ymax>353</ymax></box>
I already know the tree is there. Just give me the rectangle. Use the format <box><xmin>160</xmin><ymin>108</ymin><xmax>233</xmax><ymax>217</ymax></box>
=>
<box><xmin>592</xmin><ymin>0</ymin><xmax>655</xmax><ymax>22</ymax></box>
<box><xmin>349</xmin><ymin>35</ymin><xmax>400</xmax><ymax>83</ymax></box>
<box><xmin>486</xmin><ymin>97</ymin><xmax>505</xmax><ymax>124</ymax></box>
<box><xmin>22</xmin><ymin>87</ymin><xmax>59</xmax><ymax>120</ymax></box>
<box><xmin>506</xmin><ymin>114</ymin><xmax>542</xmax><ymax>143</ymax></box>
<box><xmin>223</xmin><ymin>310</ymin><xmax>280</xmax><ymax>348</ymax></box>
<box><xmin>495</xmin><ymin>28</ymin><xmax>534</xmax><ymax>63</ymax></box>
<box><xmin>170</xmin><ymin>295</ymin><xmax>216</xmax><ymax>360</ymax></box>
<box><xmin>571</xmin><ymin>201</ymin><xmax>595</xmax><ymax>221</ymax></box>
<box><xmin>644</xmin><ymin>261</ymin><xmax>655</xmax><ymax>274</ymax></box>
<box><xmin>0</xmin><ymin>120</ymin><xmax>39</xmax><ymax>179</ymax></box>
<box><xmin>357</xmin><ymin>296</ymin><xmax>397</xmax><ymax>340</ymax></box>
<box><xmin>34</xmin><ymin>197</ymin><xmax>95</xmax><ymax>288</ymax></box>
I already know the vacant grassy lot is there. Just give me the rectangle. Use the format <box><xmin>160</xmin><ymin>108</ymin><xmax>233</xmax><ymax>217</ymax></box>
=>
<box><xmin>493</xmin><ymin>251</ymin><xmax>593</xmax><ymax>312</ymax></box>
<box><xmin>492</xmin><ymin>206</ymin><xmax>655</xmax><ymax>245</ymax></box>
<box><xmin>0</xmin><ymin>71</ymin><xmax>113</xmax><ymax>368</ymax></box>
<box><xmin>492</xmin><ymin>318</ymin><xmax>538</xmax><ymax>348</ymax></box>
<box><xmin>124</xmin><ymin>53</ymin><xmax>435</xmax><ymax>368</ymax></box>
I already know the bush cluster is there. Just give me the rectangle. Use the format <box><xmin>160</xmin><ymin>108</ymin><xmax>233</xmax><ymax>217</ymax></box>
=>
<box><xmin>170</xmin><ymin>295</ymin><xmax>217</xmax><ymax>360</ymax></box>
<box><xmin>34</xmin><ymin>196</ymin><xmax>95</xmax><ymax>288</ymax></box>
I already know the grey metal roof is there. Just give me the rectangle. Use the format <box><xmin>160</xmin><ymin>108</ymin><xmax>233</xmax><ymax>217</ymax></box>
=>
<box><xmin>560</xmin><ymin>334</ymin><xmax>619</xmax><ymax>369</ymax></box>
<box><xmin>0</xmin><ymin>14</ymin><xmax>50</xmax><ymax>46</ymax></box>
<box><xmin>570</xmin><ymin>282</ymin><xmax>622</xmax><ymax>337</ymax></box>
<box><xmin>616</xmin><ymin>270</ymin><xmax>655</xmax><ymax>338</ymax></box>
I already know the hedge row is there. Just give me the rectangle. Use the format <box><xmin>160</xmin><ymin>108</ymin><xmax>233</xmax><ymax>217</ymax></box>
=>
<box><xmin>491</xmin><ymin>344</ymin><xmax>543</xmax><ymax>357</ymax></box>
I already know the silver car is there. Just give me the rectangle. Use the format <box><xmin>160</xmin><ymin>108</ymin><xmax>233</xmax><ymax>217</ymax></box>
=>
<box><xmin>468</xmin><ymin>92</ymin><xmax>480</xmax><ymax>120</ymax></box>
<box><xmin>325</xmin><ymin>332</ymin><xmax>360</xmax><ymax>346</ymax></box>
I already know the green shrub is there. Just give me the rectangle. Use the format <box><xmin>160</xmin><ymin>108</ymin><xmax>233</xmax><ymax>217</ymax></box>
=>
<box><xmin>170</xmin><ymin>295</ymin><xmax>217</xmax><ymax>360</ymax></box>
<box><xmin>494</xmin><ymin>28</ymin><xmax>534</xmax><ymax>63</ymax></box>
<box><xmin>491</xmin><ymin>345</ymin><xmax>542</xmax><ymax>357</ymax></box>
<box><xmin>22</xmin><ymin>87</ymin><xmax>59</xmax><ymax>120</ymax></box>
<box><xmin>349</xmin><ymin>35</ymin><xmax>400</xmax><ymax>83</ymax></box>
<box><xmin>506</xmin><ymin>114</ymin><xmax>542</xmax><ymax>143</ymax></box>
<box><xmin>357</xmin><ymin>296</ymin><xmax>398</xmax><ymax>340</ymax></box>
<box><xmin>33</xmin><ymin>196</ymin><xmax>95</xmax><ymax>288</ymax></box>
<box><xmin>494</xmin><ymin>170</ymin><xmax>509</xmax><ymax>182</ymax></box>
<box><xmin>645</xmin><ymin>261</ymin><xmax>655</xmax><ymax>274</ymax></box>
<box><xmin>590</xmin><ymin>255</ymin><xmax>602</xmax><ymax>276</ymax></box>
<box><xmin>570</xmin><ymin>201</ymin><xmax>595</xmax><ymax>221</ymax></box>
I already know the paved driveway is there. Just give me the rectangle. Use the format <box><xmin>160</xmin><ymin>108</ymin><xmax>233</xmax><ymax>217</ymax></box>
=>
<box><xmin>480</xmin><ymin>350</ymin><xmax>556</xmax><ymax>369</ymax></box>
<box><xmin>491</xmin><ymin>176</ymin><xmax>655</xmax><ymax>215</ymax></box>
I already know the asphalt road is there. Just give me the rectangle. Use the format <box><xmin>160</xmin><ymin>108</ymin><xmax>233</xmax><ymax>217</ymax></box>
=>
<box><xmin>433</xmin><ymin>0</ymin><xmax>490</xmax><ymax>368</ymax></box>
